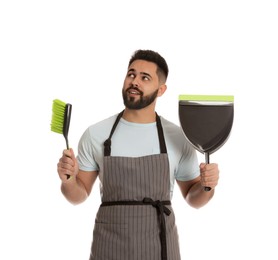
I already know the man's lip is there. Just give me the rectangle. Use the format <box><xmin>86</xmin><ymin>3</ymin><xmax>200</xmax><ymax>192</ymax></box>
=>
<box><xmin>128</xmin><ymin>90</ymin><xmax>140</xmax><ymax>95</ymax></box>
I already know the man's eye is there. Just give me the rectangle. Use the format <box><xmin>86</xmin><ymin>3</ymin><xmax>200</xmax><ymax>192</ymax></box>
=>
<box><xmin>142</xmin><ymin>76</ymin><xmax>149</xmax><ymax>81</ymax></box>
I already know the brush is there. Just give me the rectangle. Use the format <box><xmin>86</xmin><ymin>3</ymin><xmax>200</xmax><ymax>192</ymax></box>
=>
<box><xmin>51</xmin><ymin>99</ymin><xmax>72</xmax><ymax>179</ymax></box>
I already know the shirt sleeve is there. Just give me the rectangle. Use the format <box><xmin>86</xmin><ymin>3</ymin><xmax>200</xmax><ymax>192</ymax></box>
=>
<box><xmin>77</xmin><ymin>128</ymin><xmax>100</xmax><ymax>172</ymax></box>
<box><xmin>174</xmin><ymin>140</ymin><xmax>200</xmax><ymax>181</ymax></box>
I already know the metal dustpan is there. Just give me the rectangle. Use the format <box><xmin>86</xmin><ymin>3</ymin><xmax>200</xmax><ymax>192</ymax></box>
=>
<box><xmin>179</xmin><ymin>94</ymin><xmax>234</xmax><ymax>191</ymax></box>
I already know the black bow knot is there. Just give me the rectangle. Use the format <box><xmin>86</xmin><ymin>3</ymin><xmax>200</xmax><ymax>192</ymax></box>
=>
<box><xmin>143</xmin><ymin>197</ymin><xmax>171</xmax><ymax>216</ymax></box>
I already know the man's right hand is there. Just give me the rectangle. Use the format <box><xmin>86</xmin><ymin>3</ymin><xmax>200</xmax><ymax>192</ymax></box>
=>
<box><xmin>57</xmin><ymin>148</ymin><xmax>79</xmax><ymax>182</ymax></box>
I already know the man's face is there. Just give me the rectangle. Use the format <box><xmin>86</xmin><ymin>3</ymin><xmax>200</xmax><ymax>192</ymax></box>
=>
<box><xmin>122</xmin><ymin>60</ymin><xmax>161</xmax><ymax>110</ymax></box>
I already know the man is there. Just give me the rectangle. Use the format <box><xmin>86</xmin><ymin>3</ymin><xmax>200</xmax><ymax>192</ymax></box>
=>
<box><xmin>57</xmin><ymin>49</ymin><xmax>219</xmax><ymax>260</ymax></box>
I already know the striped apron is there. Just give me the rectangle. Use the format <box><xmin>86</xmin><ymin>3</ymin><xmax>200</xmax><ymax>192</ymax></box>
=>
<box><xmin>89</xmin><ymin>111</ymin><xmax>181</xmax><ymax>260</ymax></box>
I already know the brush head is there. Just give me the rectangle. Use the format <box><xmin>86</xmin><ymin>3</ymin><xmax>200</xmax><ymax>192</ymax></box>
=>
<box><xmin>50</xmin><ymin>99</ymin><xmax>72</xmax><ymax>149</ymax></box>
<box><xmin>51</xmin><ymin>99</ymin><xmax>67</xmax><ymax>134</ymax></box>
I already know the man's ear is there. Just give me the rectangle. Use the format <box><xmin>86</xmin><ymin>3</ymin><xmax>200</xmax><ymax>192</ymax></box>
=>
<box><xmin>157</xmin><ymin>84</ymin><xmax>167</xmax><ymax>97</ymax></box>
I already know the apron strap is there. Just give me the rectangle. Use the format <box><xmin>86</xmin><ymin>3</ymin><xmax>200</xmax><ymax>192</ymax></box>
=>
<box><xmin>104</xmin><ymin>110</ymin><xmax>167</xmax><ymax>156</ymax></box>
<box><xmin>104</xmin><ymin>110</ymin><xmax>124</xmax><ymax>156</ymax></box>
<box><xmin>156</xmin><ymin>113</ymin><xmax>167</xmax><ymax>154</ymax></box>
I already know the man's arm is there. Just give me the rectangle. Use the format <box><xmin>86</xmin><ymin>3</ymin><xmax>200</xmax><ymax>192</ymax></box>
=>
<box><xmin>177</xmin><ymin>163</ymin><xmax>219</xmax><ymax>209</ymax></box>
<box><xmin>57</xmin><ymin>148</ymin><xmax>98</xmax><ymax>205</ymax></box>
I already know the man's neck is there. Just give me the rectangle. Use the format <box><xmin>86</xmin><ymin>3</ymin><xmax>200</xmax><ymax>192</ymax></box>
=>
<box><xmin>122</xmin><ymin>107</ymin><xmax>156</xmax><ymax>123</ymax></box>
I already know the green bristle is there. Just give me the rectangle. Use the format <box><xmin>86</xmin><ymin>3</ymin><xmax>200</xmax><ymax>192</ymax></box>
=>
<box><xmin>51</xmin><ymin>99</ymin><xmax>66</xmax><ymax>134</ymax></box>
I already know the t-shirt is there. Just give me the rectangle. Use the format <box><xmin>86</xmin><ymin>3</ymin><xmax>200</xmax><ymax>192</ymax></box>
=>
<box><xmin>77</xmin><ymin>113</ymin><xmax>200</xmax><ymax>199</ymax></box>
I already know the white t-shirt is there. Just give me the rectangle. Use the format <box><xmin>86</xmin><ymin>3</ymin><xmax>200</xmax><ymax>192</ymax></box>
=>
<box><xmin>77</xmin><ymin>113</ymin><xmax>200</xmax><ymax>199</ymax></box>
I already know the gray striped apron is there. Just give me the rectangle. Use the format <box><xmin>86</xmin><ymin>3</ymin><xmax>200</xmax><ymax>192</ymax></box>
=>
<box><xmin>90</xmin><ymin>111</ymin><xmax>181</xmax><ymax>260</ymax></box>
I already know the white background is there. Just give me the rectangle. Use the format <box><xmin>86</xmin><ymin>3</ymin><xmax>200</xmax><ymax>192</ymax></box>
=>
<box><xmin>1</xmin><ymin>0</ymin><xmax>277</xmax><ymax>259</ymax></box>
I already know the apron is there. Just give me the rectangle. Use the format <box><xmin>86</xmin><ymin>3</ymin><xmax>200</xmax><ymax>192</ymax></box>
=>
<box><xmin>90</xmin><ymin>111</ymin><xmax>181</xmax><ymax>260</ymax></box>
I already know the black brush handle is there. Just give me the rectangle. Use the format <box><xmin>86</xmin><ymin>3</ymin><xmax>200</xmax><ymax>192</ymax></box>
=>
<box><xmin>204</xmin><ymin>152</ymin><xmax>212</xmax><ymax>191</ymax></box>
<box><xmin>63</xmin><ymin>103</ymin><xmax>72</xmax><ymax>150</ymax></box>
<box><xmin>63</xmin><ymin>103</ymin><xmax>72</xmax><ymax>179</ymax></box>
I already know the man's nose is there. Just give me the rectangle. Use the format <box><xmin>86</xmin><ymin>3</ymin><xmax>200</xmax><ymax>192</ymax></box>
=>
<box><xmin>131</xmin><ymin>77</ymin><xmax>139</xmax><ymax>87</ymax></box>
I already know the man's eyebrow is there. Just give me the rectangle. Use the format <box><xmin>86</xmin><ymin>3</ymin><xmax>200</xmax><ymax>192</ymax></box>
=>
<box><xmin>140</xmin><ymin>72</ymin><xmax>152</xmax><ymax>78</ymax></box>
<box><xmin>127</xmin><ymin>68</ymin><xmax>152</xmax><ymax>78</ymax></box>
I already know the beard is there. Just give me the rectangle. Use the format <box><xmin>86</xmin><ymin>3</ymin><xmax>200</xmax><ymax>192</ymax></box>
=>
<box><xmin>122</xmin><ymin>86</ymin><xmax>159</xmax><ymax>110</ymax></box>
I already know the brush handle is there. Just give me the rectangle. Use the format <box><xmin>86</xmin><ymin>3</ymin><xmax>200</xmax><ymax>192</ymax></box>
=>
<box><xmin>204</xmin><ymin>152</ymin><xmax>212</xmax><ymax>191</ymax></box>
<box><xmin>64</xmin><ymin>104</ymin><xmax>72</xmax><ymax>179</ymax></box>
<box><xmin>66</xmin><ymin>148</ymin><xmax>71</xmax><ymax>180</ymax></box>
<box><xmin>63</xmin><ymin>104</ymin><xmax>72</xmax><ymax>150</ymax></box>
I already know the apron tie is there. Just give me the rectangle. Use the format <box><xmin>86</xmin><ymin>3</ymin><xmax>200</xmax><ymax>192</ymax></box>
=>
<box><xmin>100</xmin><ymin>198</ymin><xmax>171</xmax><ymax>260</ymax></box>
<box><xmin>143</xmin><ymin>198</ymin><xmax>171</xmax><ymax>260</ymax></box>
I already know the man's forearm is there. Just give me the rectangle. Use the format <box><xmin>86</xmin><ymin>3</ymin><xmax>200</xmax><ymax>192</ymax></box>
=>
<box><xmin>186</xmin><ymin>181</ymin><xmax>215</xmax><ymax>209</ymax></box>
<box><xmin>61</xmin><ymin>177</ymin><xmax>88</xmax><ymax>205</ymax></box>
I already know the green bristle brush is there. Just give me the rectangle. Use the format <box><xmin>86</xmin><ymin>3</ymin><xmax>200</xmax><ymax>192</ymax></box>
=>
<box><xmin>51</xmin><ymin>99</ymin><xmax>72</xmax><ymax>149</ymax></box>
<box><xmin>51</xmin><ymin>99</ymin><xmax>72</xmax><ymax>178</ymax></box>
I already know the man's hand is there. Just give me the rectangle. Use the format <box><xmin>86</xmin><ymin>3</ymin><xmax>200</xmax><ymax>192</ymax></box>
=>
<box><xmin>57</xmin><ymin>148</ymin><xmax>79</xmax><ymax>182</ymax></box>
<box><xmin>200</xmin><ymin>163</ymin><xmax>219</xmax><ymax>190</ymax></box>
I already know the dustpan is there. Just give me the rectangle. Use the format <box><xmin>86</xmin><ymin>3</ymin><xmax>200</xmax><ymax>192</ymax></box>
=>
<box><xmin>178</xmin><ymin>94</ymin><xmax>234</xmax><ymax>191</ymax></box>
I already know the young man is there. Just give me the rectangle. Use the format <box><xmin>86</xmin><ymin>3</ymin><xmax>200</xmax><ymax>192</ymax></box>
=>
<box><xmin>57</xmin><ymin>50</ymin><xmax>219</xmax><ymax>260</ymax></box>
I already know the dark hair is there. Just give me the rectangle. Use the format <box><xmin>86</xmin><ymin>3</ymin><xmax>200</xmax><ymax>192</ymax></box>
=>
<box><xmin>128</xmin><ymin>50</ymin><xmax>169</xmax><ymax>84</ymax></box>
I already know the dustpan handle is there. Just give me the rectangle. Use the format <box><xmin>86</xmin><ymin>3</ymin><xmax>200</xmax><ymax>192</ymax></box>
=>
<box><xmin>204</xmin><ymin>153</ymin><xmax>212</xmax><ymax>191</ymax></box>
